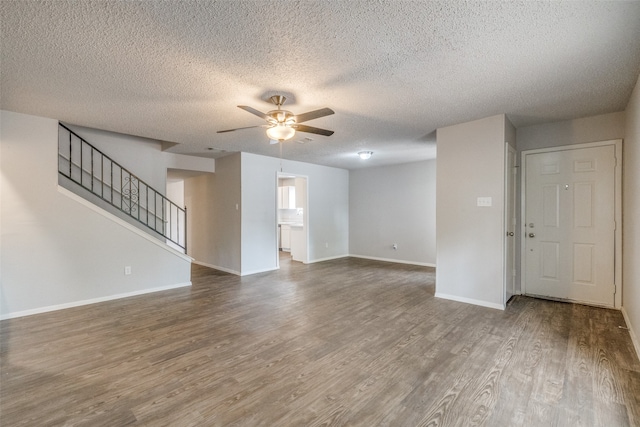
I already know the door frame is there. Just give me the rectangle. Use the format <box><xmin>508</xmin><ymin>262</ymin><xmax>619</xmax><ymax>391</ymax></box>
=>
<box><xmin>520</xmin><ymin>139</ymin><xmax>622</xmax><ymax>308</ymax></box>
<box><xmin>504</xmin><ymin>143</ymin><xmax>517</xmax><ymax>306</ymax></box>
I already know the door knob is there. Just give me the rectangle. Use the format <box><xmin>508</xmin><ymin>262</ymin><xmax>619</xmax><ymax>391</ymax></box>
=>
<box><xmin>507</xmin><ymin>231</ymin><xmax>514</xmax><ymax>236</ymax></box>
<box><xmin>529</xmin><ymin>233</ymin><xmax>536</xmax><ymax>238</ymax></box>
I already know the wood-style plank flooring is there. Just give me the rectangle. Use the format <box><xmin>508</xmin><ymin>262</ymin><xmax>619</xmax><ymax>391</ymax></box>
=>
<box><xmin>1</xmin><ymin>254</ymin><xmax>639</xmax><ymax>426</ymax></box>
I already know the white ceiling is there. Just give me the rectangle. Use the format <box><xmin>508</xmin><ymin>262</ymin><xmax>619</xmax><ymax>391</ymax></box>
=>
<box><xmin>2</xmin><ymin>1</ymin><xmax>639</xmax><ymax>170</ymax></box>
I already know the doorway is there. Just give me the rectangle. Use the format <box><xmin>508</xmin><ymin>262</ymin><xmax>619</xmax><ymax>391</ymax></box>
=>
<box><xmin>276</xmin><ymin>173</ymin><xmax>309</xmax><ymax>268</ymax></box>
<box><xmin>521</xmin><ymin>140</ymin><xmax>622</xmax><ymax>308</ymax></box>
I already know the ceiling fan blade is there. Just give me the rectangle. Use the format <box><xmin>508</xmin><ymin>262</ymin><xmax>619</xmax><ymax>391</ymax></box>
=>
<box><xmin>292</xmin><ymin>124</ymin><xmax>334</xmax><ymax>136</ymax></box>
<box><xmin>294</xmin><ymin>108</ymin><xmax>335</xmax><ymax>123</ymax></box>
<box><xmin>238</xmin><ymin>105</ymin><xmax>270</xmax><ymax>120</ymax></box>
<box><xmin>217</xmin><ymin>125</ymin><xmax>264</xmax><ymax>133</ymax></box>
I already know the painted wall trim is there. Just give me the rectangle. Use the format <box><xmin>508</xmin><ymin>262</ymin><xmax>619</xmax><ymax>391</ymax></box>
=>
<box><xmin>0</xmin><ymin>282</ymin><xmax>192</xmax><ymax>320</ymax></box>
<box><xmin>435</xmin><ymin>292</ymin><xmax>506</xmax><ymax>311</ymax></box>
<box><xmin>622</xmin><ymin>306</ymin><xmax>640</xmax><ymax>361</ymax></box>
<box><xmin>349</xmin><ymin>254</ymin><xmax>436</xmax><ymax>268</ymax></box>
<box><xmin>58</xmin><ymin>185</ymin><xmax>193</xmax><ymax>263</ymax></box>
<box><xmin>242</xmin><ymin>267</ymin><xmax>280</xmax><ymax>276</ymax></box>
<box><xmin>193</xmin><ymin>260</ymin><xmax>240</xmax><ymax>276</ymax></box>
<box><xmin>193</xmin><ymin>260</ymin><xmax>278</xmax><ymax>277</ymax></box>
<box><xmin>307</xmin><ymin>254</ymin><xmax>350</xmax><ymax>264</ymax></box>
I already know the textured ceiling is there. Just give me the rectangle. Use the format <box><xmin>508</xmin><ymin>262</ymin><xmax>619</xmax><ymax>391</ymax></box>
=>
<box><xmin>2</xmin><ymin>1</ymin><xmax>639</xmax><ymax>170</ymax></box>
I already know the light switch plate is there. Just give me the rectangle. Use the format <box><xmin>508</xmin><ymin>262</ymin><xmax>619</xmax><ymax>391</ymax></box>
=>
<box><xmin>477</xmin><ymin>197</ymin><xmax>492</xmax><ymax>207</ymax></box>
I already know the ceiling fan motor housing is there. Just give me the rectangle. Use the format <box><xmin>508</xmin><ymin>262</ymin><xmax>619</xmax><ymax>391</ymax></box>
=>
<box><xmin>267</xmin><ymin>110</ymin><xmax>295</xmax><ymax>125</ymax></box>
<box><xmin>269</xmin><ymin>95</ymin><xmax>287</xmax><ymax>107</ymax></box>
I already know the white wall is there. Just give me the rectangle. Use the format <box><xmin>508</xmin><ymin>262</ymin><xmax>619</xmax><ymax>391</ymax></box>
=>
<box><xmin>349</xmin><ymin>160</ymin><xmax>436</xmax><ymax>266</ymax></box>
<box><xmin>436</xmin><ymin>114</ymin><xmax>508</xmax><ymax>309</ymax></box>
<box><xmin>623</xmin><ymin>74</ymin><xmax>640</xmax><ymax>357</ymax></box>
<box><xmin>166</xmin><ymin>180</ymin><xmax>184</xmax><ymax>206</ymax></box>
<box><xmin>0</xmin><ymin>110</ymin><xmax>192</xmax><ymax>319</ymax></box>
<box><xmin>166</xmin><ymin>178</ymin><xmax>186</xmax><ymax>252</ymax></box>
<box><xmin>240</xmin><ymin>153</ymin><xmax>281</xmax><ymax>275</ymax></box>
<box><xmin>241</xmin><ymin>152</ymin><xmax>349</xmax><ymax>275</ymax></box>
<box><xmin>64</xmin><ymin>124</ymin><xmax>169</xmax><ymax>191</ymax></box>
<box><xmin>517</xmin><ymin>111</ymin><xmax>625</xmax><ymax>152</ymax></box>
<box><xmin>164</xmin><ymin>153</ymin><xmax>215</xmax><ymax>176</ymax></box>
<box><xmin>184</xmin><ymin>154</ymin><xmax>241</xmax><ymax>274</ymax></box>
<box><xmin>65</xmin><ymin>123</ymin><xmax>215</xmax><ymax>193</ymax></box>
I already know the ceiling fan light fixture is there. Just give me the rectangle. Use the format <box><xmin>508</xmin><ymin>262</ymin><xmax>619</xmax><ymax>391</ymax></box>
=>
<box><xmin>218</xmin><ymin>94</ymin><xmax>334</xmax><ymax>140</ymax></box>
<box><xmin>266</xmin><ymin>124</ymin><xmax>296</xmax><ymax>141</ymax></box>
<box><xmin>358</xmin><ymin>151</ymin><xmax>373</xmax><ymax>160</ymax></box>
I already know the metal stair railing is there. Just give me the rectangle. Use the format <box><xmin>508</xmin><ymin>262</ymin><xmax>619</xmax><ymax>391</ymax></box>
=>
<box><xmin>58</xmin><ymin>123</ymin><xmax>186</xmax><ymax>251</ymax></box>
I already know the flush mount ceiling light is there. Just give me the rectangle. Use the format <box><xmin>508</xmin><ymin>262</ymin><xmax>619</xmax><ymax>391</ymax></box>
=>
<box><xmin>358</xmin><ymin>151</ymin><xmax>373</xmax><ymax>160</ymax></box>
<box><xmin>217</xmin><ymin>95</ymin><xmax>335</xmax><ymax>143</ymax></box>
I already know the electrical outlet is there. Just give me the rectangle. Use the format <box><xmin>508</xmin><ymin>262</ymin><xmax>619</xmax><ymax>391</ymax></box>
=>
<box><xmin>477</xmin><ymin>197</ymin><xmax>492</xmax><ymax>207</ymax></box>
<box><xmin>124</xmin><ymin>266</ymin><xmax>132</xmax><ymax>275</ymax></box>
<box><xmin>325</xmin><ymin>242</ymin><xmax>329</xmax><ymax>248</ymax></box>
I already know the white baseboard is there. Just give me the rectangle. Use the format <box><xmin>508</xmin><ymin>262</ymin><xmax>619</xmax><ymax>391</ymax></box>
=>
<box><xmin>193</xmin><ymin>260</ymin><xmax>282</xmax><ymax>276</ymax></box>
<box><xmin>0</xmin><ymin>282</ymin><xmax>192</xmax><ymax>320</ymax></box>
<box><xmin>241</xmin><ymin>267</ymin><xmax>279</xmax><ymax>276</ymax></box>
<box><xmin>435</xmin><ymin>292</ymin><xmax>505</xmax><ymax>311</ymax></box>
<box><xmin>306</xmin><ymin>254</ymin><xmax>349</xmax><ymax>264</ymax></box>
<box><xmin>349</xmin><ymin>254</ymin><xmax>436</xmax><ymax>268</ymax></box>
<box><xmin>621</xmin><ymin>307</ymin><xmax>640</xmax><ymax>361</ymax></box>
<box><xmin>193</xmin><ymin>260</ymin><xmax>240</xmax><ymax>276</ymax></box>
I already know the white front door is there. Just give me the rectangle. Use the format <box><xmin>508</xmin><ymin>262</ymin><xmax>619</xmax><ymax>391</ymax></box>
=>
<box><xmin>524</xmin><ymin>145</ymin><xmax>616</xmax><ymax>307</ymax></box>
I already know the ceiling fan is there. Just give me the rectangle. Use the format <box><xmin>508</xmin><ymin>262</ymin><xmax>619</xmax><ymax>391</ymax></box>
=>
<box><xmin>217</xmin><ymin>95</ymin><xmax>334</xmax><ymax>143</ymax></box>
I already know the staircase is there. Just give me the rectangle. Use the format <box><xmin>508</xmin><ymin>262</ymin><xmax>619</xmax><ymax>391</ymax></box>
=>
<box><xmin>57</xmin><ymin>123</ymin><xmax>186</xmax><ymax>251</ymax></box>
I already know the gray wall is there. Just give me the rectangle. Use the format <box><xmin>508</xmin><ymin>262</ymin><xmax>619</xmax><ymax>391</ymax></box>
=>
<box><xmin>0</xmin><ymin>110</ymin><xmax>192</xmax><ymax>319</ymax></box>
<box><xmin>240</xmin><ymin>152</ymin><xmax>280</xmax><ymax>275</ymax></box>
<box><xmin>185</xmin><ymin>152</ymin><xmax>349</xmax><ymax>276</ymax></box>
<box><xmin>184</xmin><ymin>154</ymin><xmax>241</xmax><ymax>274</ymax></box>
<box><xmin>436</xmin><ymin>114</ymin><xmax>508</xmax><ymax>309</ymax></box>
<box><xmin>349</xmin><ymin>160</ymin><xmax>436</xmax><ymax>266</ymax></box>
<box><xmin>64</xmin><ymin>124</ymin><xmax>215</xmax><ymax>193</ymax></box>
<box><xmin>241</xmin><ymin>152</ymin><xmax>349</xmax><ymax>274</ymax></box>
<box><xmin>516</xmin><ymin>111</ymin><xmax>625</xmax><ymax>152</ymax></box>
<box><xmin>622</xmin><ymin>74</ymin><xmax>640</xmax><ymax>357</ymax></box>
<box><xmin>65</xmin><ymin>124</ymin><xmax>169</xmax><ymax>191</ymax></box>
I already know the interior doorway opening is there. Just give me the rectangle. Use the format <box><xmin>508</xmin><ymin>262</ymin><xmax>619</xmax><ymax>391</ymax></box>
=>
<box><xmin>276</xmin><ymin>173</ymin><xmax>309</xmax><ymax>269</ymax></box>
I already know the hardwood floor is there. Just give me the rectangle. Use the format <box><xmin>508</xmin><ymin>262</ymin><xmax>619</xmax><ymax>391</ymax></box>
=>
<box><xmin>1</xmin><ymin>255</ymin><xmax>639</xmax><ymax>426</ymax></box>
